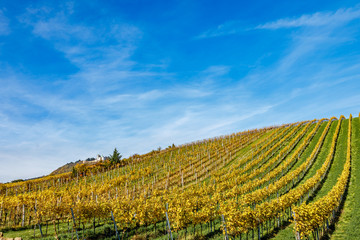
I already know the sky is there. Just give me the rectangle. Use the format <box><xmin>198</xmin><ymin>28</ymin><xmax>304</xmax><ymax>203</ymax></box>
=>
<box><xmin>1</xmin><ymin>0</ymin><xmax>360</xmax><ymax>183</ymax></box>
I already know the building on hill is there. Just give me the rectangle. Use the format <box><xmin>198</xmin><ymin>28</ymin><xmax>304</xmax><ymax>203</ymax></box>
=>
<box><xmin>96</xmin><ymin>154</ymin><xmax>103</xmax><ymax>161</ymax></box>
<box><xmin>81</xmin><ymin>155</ymin><xmax>109</xmax><ymax>164</ymax></box>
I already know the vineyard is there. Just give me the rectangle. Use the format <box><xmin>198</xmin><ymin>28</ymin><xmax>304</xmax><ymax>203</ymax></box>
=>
<box><xmin>0</xmin><ymin>114</ymin><xmax>359</xmax><ymax>240</ymax></box>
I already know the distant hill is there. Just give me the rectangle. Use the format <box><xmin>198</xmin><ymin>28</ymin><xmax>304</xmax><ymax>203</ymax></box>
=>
<box><xmin>50</xmin><ymin>158</ymin><xmax>98</xmax><ymax>175</ymax></box>
<box><xmin>50</xmin><ymin>160</ymin><xmax>80</xmax><ymax>175</ymax></box>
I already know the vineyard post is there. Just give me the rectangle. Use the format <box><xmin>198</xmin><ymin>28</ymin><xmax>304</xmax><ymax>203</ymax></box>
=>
<box><xmin>165</xmin><ymin>211</ymin><xmax>173</xmax><ymax>240</ymax></box>
<box><xmin>53</xmin><ymin>220</ymin><xmax>59</xmax><ymax>240</ymax></box>
<box><xmin>292</xmin><ymin>211</ymin><xmax>300</xmax><ymax>240</ymax></box>
<box><xmin>70</xmin><ymin>208</ymin><xmax>79</xmax><ymax>240</ymax></box>
<box><xmin>0</xmin><ymin>202</ymin><xmax>2</xmax><ymax>225</ymax></box>
<box><xmin>34</xmin><ymin>200</ymin><xmax>43</xmax><ymax>238</ymax></box>
<box><xmin>21</xmin><ymin>204</ymin><xmax>25</xmax><ymax>227</ymax></box>
<box><xmin>111</xmin><ymin>211</ymin><xmax>120</xmax><ymax>240</ymax></box>
<box><xmin>221</xmin><ymin>215</ymin><xmax>229</xmax><ymax>240</ymax></box>
<box><xmin>316</xmin><ymin>229</ymin><xmax>320</xmax><ymax>240</ymax></box>
<box><xmin>182</xmin><ymin>173</ymin><xmax>184</xmax><ymax>188</ymax></box>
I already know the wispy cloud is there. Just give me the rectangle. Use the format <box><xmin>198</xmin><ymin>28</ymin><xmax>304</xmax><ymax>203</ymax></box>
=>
<box><xmin>245</xmin><ymin>6</ymin><xmax>360</xmax><ymax>84</ymax></box>
<box><xmin>195</xmin><ymin>21</ymin><xmax>245</xmax><ymax>39</ymax></box>
<box><xmin>256</xmin><ymin>6</ymin><xmax>360</xmax><ymax>29</ymax></box>
<box><xmin>20</xmin><ymin>6</ymin><xmax>142</xmax><ymax>69</ymax></box>
<box><xmin>0</xmin><ymin>3</ymin><xmax>158</xmax><ymax>181</ymax></box>
<box><xmin>196</xmin><ymin>6</ymin><xmax>360</xmax><ymax>39</ymax></box>
<box><xmin>0</xmin><ymin>10</ymin><xmax>10</xmax><ymax>35</ymax></box>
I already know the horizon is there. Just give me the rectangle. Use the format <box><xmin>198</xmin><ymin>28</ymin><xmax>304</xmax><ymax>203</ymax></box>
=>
<box><xmin>1</xmin><ymin>0</ymin><xmax>360</xmax><ymax>183</ymax></box>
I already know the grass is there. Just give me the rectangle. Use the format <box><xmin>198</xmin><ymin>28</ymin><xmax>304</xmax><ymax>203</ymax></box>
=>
<box><xmin>270</xmin><ymin>119</ymin><xmax>341</xmax><ymax>240</ymax></box>
<box><xmin>267</xmin><ymin>123</ymin><xmax>317</xmax><ymax>177</ymax></box>
<box><xmin>288</xmin><ymin>122</ymin><xmax>327</xmax><ymax>172</ymax></box>
<box><xmin>330</xmin><ymin>117</ymin><xmax>360</xmax><ymax>239</ymax></box>
<box><xmin>312</xmin><ymin>119</ymin><xmax>348</xmax><ymax>201</ymax></box>
<box><xmin>266</xmin><ymin>122</ymin><xmax>326</xmax><ymax>195</ymax></box>
<box><xmin>273</xmin><ymin>119</ymin><xmax>354</xmax><ymax>240</ymax></box>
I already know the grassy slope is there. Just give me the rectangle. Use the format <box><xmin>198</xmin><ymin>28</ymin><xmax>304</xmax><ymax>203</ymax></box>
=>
<box><xmin>268</xmin><ymin>121</ymin><xmax>326</xmax><ymax>186</ymax></box>
<box><xmin>264</xmin><ymin>122</ymin><xmax>325</xmax><ymax>200</ymax></box>
<box><xmin>331</xmin><ymin>117</ymin><xmax>360</xmax><ymax>239</ymax></box>
<box><xmin>295</xmin><ymin>119</ymin><xmax>338</xmax><ymax>187</ymax></box>
<box><xmin>289</xmin><ymin>122</ymin><xmax>327</xmax><ymax>173</ymax></box>
<box><xmin>270</xmin><ymin>123</ymin><xmax>317</xmax><ymax>176</ymax></box>
<box><xmin>312</xmin><ymin>119</ymin><xmax>348</xmax><ymax>201</ymax></box>
<box><xmin>243</xmin><ymin>123</ymin><xmax>311</xmax><ymax>188</ymax></box>
<box><xmin>271</xmin><ymin>119</ymin><xmax>342</xmax><ymax>240</ymax></box>
<box><xmin>221</xmin><ymin>128</ymin><xmax>277</xmax><ymax>170</ymax></box>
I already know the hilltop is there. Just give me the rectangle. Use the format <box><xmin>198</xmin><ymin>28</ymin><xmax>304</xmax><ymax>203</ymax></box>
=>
<box><xmin>50</xmin><ymin>155</ymin><xmax>109</xmax><ymax>175</ymax></box>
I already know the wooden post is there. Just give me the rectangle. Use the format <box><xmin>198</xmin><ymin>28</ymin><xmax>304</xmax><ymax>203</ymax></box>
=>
<box><xmin>293</xmin><ymin>211</ymin><xmax>301</xmax><ymax>240</ymax></box>
<box><xmin>111</xmin><ymin>211</ymin><xmax>120</xmax><ymax>240</ymax></box>
<box><xmin>70</xmin><ymin>208</ymin><xmax>79</xmax><ymax>240</ymax></box>
<box><xmin>181</xmin><ymin>173</ymin><xmax>184</xmax><ymax>188</ymax></box>
<box><xmin>21</xmin><ymin>204</ymin><xmax>25</xmax><ymax>227</ymax></box>
<box><xmin>222</xmin><ymin>215</ymin><xmax>229</xmax><ymax>240</ymax></box>
<box><xmin>34</xmin><ymin>200</ymin><xmax>43</xmax><ymax>238</ymax></box>
<box><xmin>165</xmin><ymin>211</ymin><xmax>173</xmax><ymax>240</ymax></box>
<box><xmin>53</xmin><ymin>220</ymin><xmax>59</xmax><ymax>240</ymax></box>
<box><xmin>0</xmin><ymin>202</ymin><xmax>2</xmax><ymax>224</ymax></box>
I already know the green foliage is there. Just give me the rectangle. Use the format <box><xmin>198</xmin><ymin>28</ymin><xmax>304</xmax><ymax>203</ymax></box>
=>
<box><xmin>109</xmin><ymin>148</ymin><xmax>122</xmax><ymax>165</ymax></box>
<box><xmin>10</xmin><ymin>179</ymin><xmax>24</xmax><ymax>183</ymax></box>
<box><xmin>72</xmin><ymin>167</ymin><xmax>77</xmax><ymax>177</ymax></box>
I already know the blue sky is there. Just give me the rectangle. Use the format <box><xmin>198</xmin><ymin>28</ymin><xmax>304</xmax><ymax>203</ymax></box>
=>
<box><xmin>1</xmin><ymin>0</ymin><xmax>360</xmax><ymax>182</ymax></box>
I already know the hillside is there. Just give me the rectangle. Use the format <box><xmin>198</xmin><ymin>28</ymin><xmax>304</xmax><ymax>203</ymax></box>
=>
<box><xmin>0</xmin><ymin>114</ymin><xmax>359</xmax><ymax>240</ymax></box>
<box><xmin>50</xmin><ymin>161</ymin><xmax>79</xmax><ymax>175</ymax></box>
<box><xmin>50</xmin><ymin>158</ymin><xmax>98</xmax><ymax>175</ymax></box>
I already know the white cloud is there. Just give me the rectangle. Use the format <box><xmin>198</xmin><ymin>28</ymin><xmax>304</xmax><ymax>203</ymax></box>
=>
<box><xmin>196</xmin><ymin>6</ymin><xmax>360</xmax><ymax>39</ymax></box>
<box><xmin>256</xmin><ymin>6</ymin><xmax>360</xmax><ymax>29</ymax></box>
<box><xmin>20</xmin><ymin>5</ymin><xmax>142</xmax><ymax>72</ymax></box>
<box><xmin>196</xmin><ymin>21</ymin><xmax>244</xmax><ymax>39</ymax></box>
<box><xmin>244</xmin><ymin>7</ymin><xmax>360</xmax><ymax>85</ymax></box>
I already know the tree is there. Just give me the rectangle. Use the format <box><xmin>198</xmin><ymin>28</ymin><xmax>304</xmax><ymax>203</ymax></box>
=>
<box><xmin>110</xmin><ymin>148</ymin><xmax>122</xmax><ymax>165</ymax></box>
<box><xmin>72</xmin><ymin>167</ymin><xmax>78</xmax><ymax>177</ymax></box>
